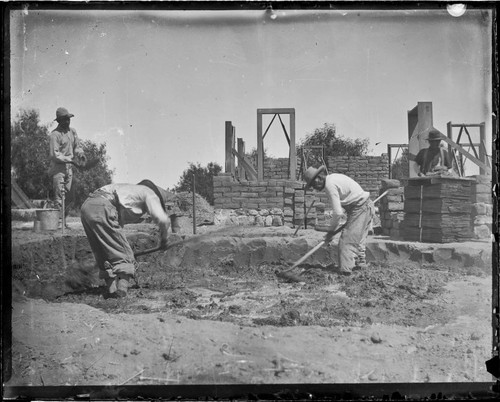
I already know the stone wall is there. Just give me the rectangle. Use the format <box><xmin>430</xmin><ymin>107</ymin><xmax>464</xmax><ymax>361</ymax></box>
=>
<box><xmin>378</xmin><ymin>180</ymin><xmax>405</xmax><ymax>239</ymax></box>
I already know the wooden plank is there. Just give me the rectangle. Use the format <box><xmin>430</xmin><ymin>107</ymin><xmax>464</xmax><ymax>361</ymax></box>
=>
<box><xmin>289</xmin><ymin>109</ymin><xmax>296</xmax><ymax>180</ymax></box>
<box><xmin>257</xmin><ymin>108</ymin><xmax>295</xmax><ymax>114</ymax></box>
<box><xmin>404</xmin><ymin>199</ymin><xmax>471</xmax><ymax>214</ymax></box>
<box><xmin>403</xmin><ymin>213</ymin><xmax>471</xmax><ymax>229</ymax></box>
<box><xmin>11</xmin><ymin>179</ymin><xmax>34</xmax><ymax>209</ymax></box>
<box><xmin>225</xmin><ymin>121</ymin><xmax>234</xmax><ymax>174</ymax></box>
<box><xmin>404</xmin><ymin>183</ymin><xmax>472</xmax><ymax>200</ymax></box>
<box><xmin>231</xmin><ymin>148</ymin><xmax>258</xmax><ymax>181</ymax></box>
<box><xmin>237</xmin><ymin>138</ymin><xmax>246</xmax><ymax>180</ymax></box>
<box><xmin>436</xmin><ymin>133</ymin><xmax>491</xmax><ymax>174</ymax></box>
<box><xmin>257</xmin><ymin>111</ymin><xmax>264</xmax><ymax>180</ymax></box>
<box><xmin>402</xmin><ymin>226</ymin><xmax>472</xmax><ymax>243</ymax></box>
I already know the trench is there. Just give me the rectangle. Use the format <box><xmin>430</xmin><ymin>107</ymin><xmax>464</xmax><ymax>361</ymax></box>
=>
<box><xmin>11</xmin><ymin>226</ymin><xmax>489</xmax><ymax>329</ymax></box>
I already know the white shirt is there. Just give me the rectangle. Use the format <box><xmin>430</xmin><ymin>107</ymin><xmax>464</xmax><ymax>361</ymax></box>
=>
<box><xmin>99</xmin><ymin>183</ymin><xmax>169</xmax><ymax>227</ymax></box>
<box><xmin>324</xmin><ymin>173</ymin><xmax>370</xmax><ymax>216</ymax></box>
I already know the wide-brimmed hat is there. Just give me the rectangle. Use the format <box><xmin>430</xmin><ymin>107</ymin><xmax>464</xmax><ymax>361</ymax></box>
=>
<box><xmin>427</xmin><ymin>130</ymin><xmax>442</xmax><ymax>141</ymax></box>
<box><xmin>304</xmin><ymin>165</ymin><xmax>327</xmax><ymax>190</ymax></box>
<box><xmin>54</xmin><ymin>107</ymin><xmax>74</xmax><ymax>121</ymax></box>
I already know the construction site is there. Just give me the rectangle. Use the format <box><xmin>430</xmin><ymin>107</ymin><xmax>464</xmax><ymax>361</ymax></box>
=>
<box><xmin>5</xmin><ymin>103</ymin><xmax>496</xmax><ymax>395</ymax></box>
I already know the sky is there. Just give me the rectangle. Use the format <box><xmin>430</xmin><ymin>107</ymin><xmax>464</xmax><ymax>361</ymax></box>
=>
<box><xmin>10</xmin><ymin>5</ymin><xmax>493</xmax><ymax>189</ymax></box>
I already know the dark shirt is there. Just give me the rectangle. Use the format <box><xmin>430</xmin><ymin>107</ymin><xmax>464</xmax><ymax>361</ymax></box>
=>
<box><xmin>415</xmin><ymin>146</ymin><xmax>452</xmax><ymax>174</ymax></box>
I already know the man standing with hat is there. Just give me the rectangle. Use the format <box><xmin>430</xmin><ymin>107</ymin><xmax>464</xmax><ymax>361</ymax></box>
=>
<box><xmin>303</xmin><ymin>166</ymin><xmax>375</xmax><ymax>276</ymax></box>
<box><xmin>48</xmin><ymin>107</ymin><xmax>85</xmax><ymax>224</ymax></box>
<box><xmin>414</xmin><ymin>129</ymin><xmax>452</xmax><ymax>176</ymax></box>
<box><xmin>80</xmin><ymin>180</ymin><xmax>177</xmax><ymax>298</ymax></box>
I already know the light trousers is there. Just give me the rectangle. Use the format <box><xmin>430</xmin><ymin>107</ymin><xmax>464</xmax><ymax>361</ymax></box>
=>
<box><xmin>337</xmin><ymin>199</ymin><xmax>375</xmax><ymax>272</ymax></box>
<box><xmin>80</xmin><ymin>195</ymin><xmax>136</xmax><ymax>280</ymax></box>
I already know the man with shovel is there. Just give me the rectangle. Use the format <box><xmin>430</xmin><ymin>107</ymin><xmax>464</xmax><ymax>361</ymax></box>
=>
<box><xmin>48</xmin><ymin>107</ymin><xmax>86</xmax><ymax>226</ymax></box>
<box><xmin>303</xmin><ymin>166</ymin><xmax>375</xmax><ymax>276</ymax></box>
<box><xmin>80</xmin><ymin>180</ymin><xmax>176</xmax><ymax>298</ymax></box>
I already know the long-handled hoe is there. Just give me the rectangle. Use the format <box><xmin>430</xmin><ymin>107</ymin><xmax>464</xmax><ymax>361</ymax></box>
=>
<box><xmin>276</xmin><ymin>189</ymin><xmax>391</xmax><ymax>282</ymax></box>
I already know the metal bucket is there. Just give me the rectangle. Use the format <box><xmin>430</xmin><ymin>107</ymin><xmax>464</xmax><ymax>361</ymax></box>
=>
<box><xmin>35</xmin><ymin>209</ymin><xmax>60</xmax><ymax>231</ymax></box>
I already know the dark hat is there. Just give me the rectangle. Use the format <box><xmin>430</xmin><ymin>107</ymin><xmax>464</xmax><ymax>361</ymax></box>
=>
<box><xmin>427</xmin><ymin>130</ymin><xmax>442</xmax><ymax>141</ymax></box>
<box><xmin>55</xmin><ymin>107</ymin><xmax>74</xmax><ymax>121</ymax></box>
<box><xmin>303</xmin><ymin>165</ymin><xmax>327</xmax><ymax>190</ymax></box>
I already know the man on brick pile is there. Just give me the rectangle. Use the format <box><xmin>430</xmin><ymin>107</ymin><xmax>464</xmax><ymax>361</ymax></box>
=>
<box><xmin>303</xmin><ymin>166</ymin><xmax>375</xmax><ymax>276</ymax></box>
<box><xmin>81</xmin><ymin>180</ymin><xmax>179</xmax><ymax>298</ymax></box>
<box><xmin>414</xmin><ymin>129</ymin><xmax>453</xmax><ymax>176</ymax></box>
<box><xmin>48</xmin><ymin>107</ymin><xmax>86</xmax><ymax>227</ymax></box>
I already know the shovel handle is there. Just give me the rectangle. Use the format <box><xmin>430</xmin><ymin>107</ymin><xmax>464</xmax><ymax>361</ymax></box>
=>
<box><xmin>281</xmin><ymin>224</ymin><xmax>345</xmax><ymax>274</ymax></box>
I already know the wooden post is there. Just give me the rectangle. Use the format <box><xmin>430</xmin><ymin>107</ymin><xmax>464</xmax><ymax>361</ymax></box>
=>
<box><xmin>447</xmin><ymin>121</ymin><xmax>454</xmax><ymax>175</ymax></box>
<box><xmin>387</xmin><ymin>144</ymin><xmax>392</xmax><ymax>179</ymax></box>
<box><xmin>192</xmin><ymin>173</ymin><xmax>196</xmax><ymax>235</ymax></box>
<box><xmin>225</xmin><ymin>121</ymin><xmax>234</xmax><ymax>174</ymax></box>
<box><xmin>257</xmin><ymin>112</ymin><xmax>264</xmax><ymax>180</ymax></box>
<box><xmin>237</xmin><ymin>138</ymin><xmax>246</xmax><ymax>180</ymax></box>
<box><xmin>289</xmin><ymin>110</ymin><xmax>296</xmax><ymax>180</ymax></box>
<box><xmin>231</xmin><ymin>125</ymin><xmax>236</xmax><ymax>176</ymax></box>
<box><xmin>479</xmin><ymin>122</ymin><xmax>486</xmax><ymax>175</ymax></box>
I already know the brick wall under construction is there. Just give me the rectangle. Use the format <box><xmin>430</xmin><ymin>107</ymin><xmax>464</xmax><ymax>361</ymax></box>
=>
<box><xmin>213</xmin><ymin>154</ymin><xmax>390</xmax><ymax>228</ymax></box>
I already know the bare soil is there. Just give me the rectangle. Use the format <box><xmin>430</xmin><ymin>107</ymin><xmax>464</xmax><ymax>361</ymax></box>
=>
<box><xmin>6</xmin><ymin>218</ymin><xmax>494</xmax><ymax>386</ymax></box>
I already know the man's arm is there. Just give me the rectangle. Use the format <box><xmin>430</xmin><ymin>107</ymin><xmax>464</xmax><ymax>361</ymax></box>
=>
<box><xmin>414</xmin><ymin>150</ymin><xmax>425</xmax><ymax>176</ymax></box>
<box><xmin>49</xmin><ymin>133</ymin><xmax>72</xmax><ymax>163</ymax></box>
<box><xmin>324</xmin><ymin>183</ymin><xmax>344</xmax><ymax>241</ymax></box>
<box><xmin>72</xmin><ymin>128</ymin><xmax>85</xmax><ymax>158</ymax></box>
<box><xmin>145</xmin><ymin>194</ymin><xmax>171</xmax><ymax>248</ymax></box>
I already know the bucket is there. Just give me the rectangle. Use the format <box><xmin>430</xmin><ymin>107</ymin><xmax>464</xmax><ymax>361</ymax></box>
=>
<box><xmin>35</xmin><ymin>209</ymin><xmax>60</xmax><ymax>231</ymax></box>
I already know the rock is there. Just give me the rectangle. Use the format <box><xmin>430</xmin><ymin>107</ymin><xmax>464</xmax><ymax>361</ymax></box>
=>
<box><xmin>280</xmin><ymin>310</ymin><xmax>300</xmax><ymax>325</ymax></box>
<box><xmin>254</xmin><ymin>216</ymin><xmax>265</xmax><ymax>226</ymax></box>
<box><xmin>474</xmin><ymin>225</ymin><xmax>491</xmax><ymax>239</ymax></box>
<box><xmin>272</xmin><ymin>216</ymin><xmax>283</xmax><ymax>226</ymax></box>
<box><xmin>264</xmin><ymin>216</ymin><xmax>273</xmax><ymax>227</ymax></box>
<box><xmin>370</xmin><ymin>333</ymin><xmax>382</xmax><ymax>344</ymax></box>
<box><xmin>470</xmin><ymin>332</ymin><xmax>481</xmax><ymax>341</ymax></box>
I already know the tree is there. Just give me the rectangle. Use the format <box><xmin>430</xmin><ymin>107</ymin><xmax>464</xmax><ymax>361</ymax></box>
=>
<box><xmin>11</xmin><ymin>108</ymin><xmax>114</xmax><ymax>211</ymax></box>
<box><xmin>72</xmin><ymin>140</ymin><xmax>114</xmax><ymax>210</ymax></box>
<box><xmin>11</xmin><ymin>109</ymin><xmax>52</xmax><ymax>199</ymax></box>
<box><xmin>174</xmin><ymin>162</ymin><xmax>222</xmax><ymax>205</ymax></box>
<box><xmin>297</xmin><ymin>122</ymin><xmax>370</xmax><ymax>168</ymax></box>
<box><xmin>390</xmin><ymin>148</ymin><xmax>410</xmax><ymax>180</ymax></box>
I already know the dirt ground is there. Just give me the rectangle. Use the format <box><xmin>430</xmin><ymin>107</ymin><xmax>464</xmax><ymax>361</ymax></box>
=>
<box><xmin>5</xmin><ymin>217</ymin><xmax>495</xmax><ymax>388</ymax></box>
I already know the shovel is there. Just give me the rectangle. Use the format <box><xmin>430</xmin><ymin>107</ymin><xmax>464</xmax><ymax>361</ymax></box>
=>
<box><xmin>276</xmin><ymin>224</ymin><xmax>345</xmax><ymax>281</ymax></box>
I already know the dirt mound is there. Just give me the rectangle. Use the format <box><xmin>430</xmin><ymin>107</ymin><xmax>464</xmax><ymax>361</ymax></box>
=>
<box><xmin>175</xmin><ymin>192</ymin><xmax>215</xmax><ymax>226</ymax></box>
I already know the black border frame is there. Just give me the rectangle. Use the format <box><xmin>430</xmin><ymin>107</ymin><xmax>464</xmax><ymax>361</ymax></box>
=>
<box><xmin>2</xmin><ymin>1</ymin><xmax>499</xmax><ymax>400</ymax></box>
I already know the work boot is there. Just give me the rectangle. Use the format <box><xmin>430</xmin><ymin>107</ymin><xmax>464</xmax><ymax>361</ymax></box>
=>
<box><xmin>116</xmin><ymin>275</ymin><xmax>130</xmax><ymax>298</ymax></box>
<box><xmin>104</xmin><ymin>277</ymin><xmax>118</xmax><ymax>298</ymax></box>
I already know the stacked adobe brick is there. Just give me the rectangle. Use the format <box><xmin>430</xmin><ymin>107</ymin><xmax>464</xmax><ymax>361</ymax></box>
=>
<box><xmin>470</xmin><ymin>175</ymin><xmax>492</xmax><ymax>239</ymax></box>
<box><xmin>326</xmin><ymin>155</ymin><xmax>390</xmax><ymax>200</ymax></box>
<box><xmin>263</xmin><ymin>158</ymin><xmax>290</xmax><ymax>180</ymax></box>
<box><xmin>378</xmin><ymin>179</ymin><xmax>405</xmax><ymax>238</ymax></box>
<box><xmin>213</xmin><ymin>154</ymin><xmax>391</xmax><ymax>229</ymax></box>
